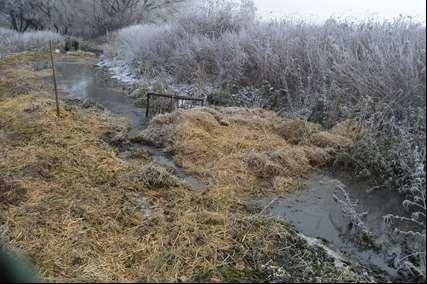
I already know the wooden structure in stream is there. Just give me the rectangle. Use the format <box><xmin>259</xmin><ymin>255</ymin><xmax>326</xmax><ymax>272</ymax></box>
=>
<box><xmin>145</xmin><ymin>92</ymin><xmax>205</xmax><ymax>118</ymax></box>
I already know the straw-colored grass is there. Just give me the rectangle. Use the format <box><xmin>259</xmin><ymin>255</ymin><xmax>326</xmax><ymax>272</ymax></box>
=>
<box><xmin>0</xmin><ymin>52</ymin><xmax>368</xmax><ymax>282</ymax></box>
<box><xmin>140</xmin><ymin>107</ymin><xmax>359</xmax><ymax>195</ymax></box>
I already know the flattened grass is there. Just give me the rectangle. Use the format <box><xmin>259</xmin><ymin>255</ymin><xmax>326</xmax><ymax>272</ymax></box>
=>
<box><xmin>141</xmin><ymin>107</ymin><xmax>360</xmax><ymax>195</ymax></box>
<box><xmin>0</xmin><ymin>95</ymin><xmax>145</xmax><ymax>281</ymax></box>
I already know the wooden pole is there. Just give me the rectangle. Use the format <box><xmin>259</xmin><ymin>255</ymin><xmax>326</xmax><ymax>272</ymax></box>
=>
<box><xmin>145</xmin><ymin>93</ymin><xmax>150</xmax><ymax>118</ymax></box>
<box><xmin>49</xmin><ymin>40</ymin><xmax>60</xmax><ymax>117</ymax></box>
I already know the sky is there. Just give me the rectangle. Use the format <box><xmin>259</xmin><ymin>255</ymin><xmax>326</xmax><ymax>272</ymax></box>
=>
<box><xmin>253</xmin><ymin>0</ymin><xmax>426</xmax><ymax>22</ymax></box>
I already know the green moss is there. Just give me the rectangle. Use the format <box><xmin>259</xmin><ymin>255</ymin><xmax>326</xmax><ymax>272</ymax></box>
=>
<box><xmin>358</xmin><ymin>231</ymin><xmax>380</xmax><ymax>251</ymax></box>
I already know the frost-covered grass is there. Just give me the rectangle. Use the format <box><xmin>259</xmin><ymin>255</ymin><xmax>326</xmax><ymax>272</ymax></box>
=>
<box><xmin>103</xmin><ymin>0</ymin><xmax>255</xmax><ymax>83</ymax></box>
<box><xmin>0</xmin><ymin>28</ymin><xmax>63</xmax><ymax>58</ymax></box>
<box><xmin>104</xmin><ymin>4</ymin><xmax>425</xmax><ymax>115</ymax></box>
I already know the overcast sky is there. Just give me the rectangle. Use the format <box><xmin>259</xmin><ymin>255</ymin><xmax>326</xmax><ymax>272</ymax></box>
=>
<box><xmin>253</xmin><ymin>0</ymin><xmax>426</xmax><ymax>22</ymax></box>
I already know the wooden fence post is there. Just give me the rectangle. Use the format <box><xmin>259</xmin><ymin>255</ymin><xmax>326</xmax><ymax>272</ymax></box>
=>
<box><xmin>49</xmin><ymin>40</ymin><xmax>60</xmax><ymax>117</ymax></box>
<box><xmin>146</xmin><ymin>93</ymin><xmax>150</xmax><ymax>118</ymax></box>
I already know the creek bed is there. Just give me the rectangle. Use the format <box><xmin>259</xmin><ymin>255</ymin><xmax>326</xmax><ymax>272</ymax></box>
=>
<box><xmin>49</xmin><ymin>57</ymin><xmax>206</xmax><ymax>191</ymax></box>
<box><xmin>251</xmin><ymin>172</ymin><xmax>410</xmax><ymax>280</ymax></box>
<box><xmin>53</xmin><ymin>57</ymin><xmax>146</xmax><ymax>131</ymax></box>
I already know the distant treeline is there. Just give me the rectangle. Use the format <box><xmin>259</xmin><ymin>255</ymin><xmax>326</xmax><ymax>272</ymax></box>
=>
<box><xmin>0</xmin><ymin>0</ymin><xmax>184</xmax><ymax>38</ymax></box>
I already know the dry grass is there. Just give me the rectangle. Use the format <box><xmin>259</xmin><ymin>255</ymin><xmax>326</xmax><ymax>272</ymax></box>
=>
<box><xmin>0</xmin><ymin>51</ymin><xmax>98</xmax><ymax>100</ymax></box>
<box><xmin>0</xmin><ymin>52</ymin><xmax>368</xmax><ymax>282</ymax></box>
<box><xmin>140</xmin><ymin>107</ymin><xmax>359</xmax><ymax>195</ymax></box>
<box><xmin>275</xmin><ymin>119</ymin><xmax>321</xmax><ymax>145</ymax></box>
<box><xmin>0</xmin><ymin>53</ymin><xmax>51</xmax><ymax>98</ymax></box>
<box><xmin>331</xmin><ymin>120</ymin><xmax>368</xmax><ymax>141</ymax></box>
<box><xmin>64</xmin><ymin>51</ymin><xmax>97</xmax><ymax>58</ymax></box>
<box><xmin>0</xmin><ymin>95</ymin><xmax>143</xmax><ymax>281</ymax></box>
<box><xmin>127</xmin><ymin>163</ymin><xmax>183</xmax><ymax>189</ymax></box>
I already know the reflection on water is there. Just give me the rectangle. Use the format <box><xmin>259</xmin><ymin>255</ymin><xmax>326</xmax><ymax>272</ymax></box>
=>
<box><xmin>52</xmin><ymin>58</ymin><xmax>206</xmax><ymax>191</ymax></box>
<box><xmin>252</xmin><ymin>172</ymin><xmax>409</xmax><ymax>278</ymax></box>
<box><xmin>54</xmin><ymin>58</ymin><xmax>145</xmax><ymax>131</ymax></box>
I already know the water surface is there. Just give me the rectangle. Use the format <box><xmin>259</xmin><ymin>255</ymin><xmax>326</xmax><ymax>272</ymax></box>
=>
<box><xmin>54</xmin><ymin>58</ymin><xmax>146</xmax><ymax>132</ymax></box>
<box><xmin>52</xmin><ymin>58</ymin><xmax>206</xmax><ymax>191</ymax></box>
<box><xmin>252</xmin><ymin>172</ymin><xmax>408</xmax><ymax>278</ymax></box>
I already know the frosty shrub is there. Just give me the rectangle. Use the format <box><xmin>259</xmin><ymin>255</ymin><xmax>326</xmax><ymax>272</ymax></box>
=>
<box><xmin>105</xmin><ymin>8</ymin><xmax>425</xmax><ymax>116</ymax></box>
<box><xmin>104</xmin><ymin>0</ymin><xmax>256</xmax><ymax>81</ymax></box>
<box><xmin>333</xmin><ymin>185</ymin><xmax>374</xmax><ymax>248</ymax></box>
<box><xmin>383</xmin><ymin>147</ymin><xmax>426</xmax><ymax>280</ymax></box>
<box><xmin>0</xmin><ymin>28</ymin><xmax>63</xmax><ymax>58</ymax></box>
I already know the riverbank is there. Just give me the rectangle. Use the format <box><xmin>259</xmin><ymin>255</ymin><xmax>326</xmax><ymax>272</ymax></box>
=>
<box><xmin>1</xmin><ymin>52</ymin><xmax>380</xmax><ymax>282</ymax></box>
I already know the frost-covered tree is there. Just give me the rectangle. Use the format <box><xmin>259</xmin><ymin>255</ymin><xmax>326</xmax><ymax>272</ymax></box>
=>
<box><xmin>0</xmin><ymin>0</ymin><xmax>185</xmax><ymax>37</ymax></box>
<box><xmin>0</xmin><ymin>27</ymin><xmax>63</xmax><ymax>58</ymax></box>
<box><xmin>0</xmin><ymin>0</ymin><xmax>54</xmax><ymax>32</ymax></box>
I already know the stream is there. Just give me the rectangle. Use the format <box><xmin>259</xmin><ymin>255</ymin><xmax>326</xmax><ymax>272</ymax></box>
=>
<box><xmin>53</xmin><ymin>57</ymin><xmax>147</xmax><ymax>132</ymax></box>
<box><xmin>50</xmin><ymin>57</ymin><xmax>206</xmax><ymax>191</ymax></box>
<box><xmin>251</xmin><ymin>172</ymin><xmax>409</xmax><ymax>279</ymax></box>
<box><xmin>46</xmin><ymin>57</ymin><xmax>409</xmax><ymax>280</ymax></box>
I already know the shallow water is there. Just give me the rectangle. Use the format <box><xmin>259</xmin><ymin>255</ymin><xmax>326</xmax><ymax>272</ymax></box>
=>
<box><xmin>143</xmin><ymin>145</ymin><xmax>207</xmax><ymax>191</ymax></box>
<box><xmin>51</xmin><ymin>58</ymin><xmax>206</xmax><ymax>190</ymax></box>
<box><xmin>53</xmin><ymin>58</ymin><xmax>147</xmax><ymax>132</ymax></box>
<box><xmin>252</xmin><ymin>172</ymin><xmax>408</xmax><ymax>278</ymax></box>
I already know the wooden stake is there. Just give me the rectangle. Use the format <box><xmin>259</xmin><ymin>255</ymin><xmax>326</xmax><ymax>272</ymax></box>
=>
<box><xmin>146</xmin><ymin>93</ymin><xmax>150</xmax><ymax>118</ymax></box>
<box><xmin>49</xmin><ymin>40</ymin><xmax>60</xmax><ymax>117</ymax></box>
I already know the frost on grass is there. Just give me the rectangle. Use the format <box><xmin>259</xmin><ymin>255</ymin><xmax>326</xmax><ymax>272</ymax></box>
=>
<box><xmin>383</xmin><ymin>147</ymin><xmax>426</xmax><ymax>281</ymax></box>
<box><xmin>0</xmin><ymin>28</ymin><xmax>63</xmax><ymax>58</ymax></box>
<box><xmin>104</xmin><ymin>3</ymin><xmax>425</xmax><ymax>122</ymax></box>
<box><xmin>333</xmin><ymin>185</ymin><xmax>376</xmax><ymax>249</ymax></box>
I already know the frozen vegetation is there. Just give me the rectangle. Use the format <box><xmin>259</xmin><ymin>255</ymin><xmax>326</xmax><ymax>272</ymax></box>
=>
<box><xmin>0</xmin><ymin>27</ymin><xmax>63</xmax><ymax>58</ymax></box>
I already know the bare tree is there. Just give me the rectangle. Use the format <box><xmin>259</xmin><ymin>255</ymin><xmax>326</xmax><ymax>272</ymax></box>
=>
<box><xmin>91</xmin><ymin>0</ymin><xmax>184</xmax><ymax>36</ymax></box>
<box><xmin>1</xmin><ymin>0</ymin><xmax>45</xmax><ymax>32</ymax></box>
<box><xmin>0</xmin><ymin>0</ymin><xmax>185</xmax><ymax>37</ymax></box>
